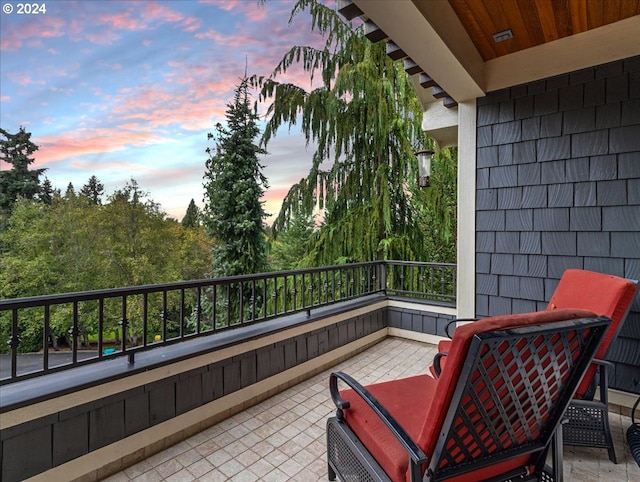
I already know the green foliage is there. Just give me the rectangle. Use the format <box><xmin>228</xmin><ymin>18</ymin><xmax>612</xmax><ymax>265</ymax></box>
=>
<box><xmin>80</xmin><ymin>175</ymin><xmax>105</xmax><ymax>204</ymax></box>
<box><xmin>0</xmin><ymin>127</ymin><xmax>45</xmax><ymax>216</ymax></box>
<box><xmin>0</xmin><ymin>180</ymin><xmax>213</xmax><ymax>352</ymax></box>
<box><xmin>269</xmin><ymin>213</ymin><xmax>315</xmax><ymax>270</ymax></box>
<box><xmin>203</xmin><ymin>78</ymin><xmax>269</xmax><ymax>277</ymax></box>
<box><xmin>181</xmin><ymin>199</ymin><xmax>201</xmax><ymax>228</ymax></box>
<box><xmin>255</xmin><ymin>0</ymin><xmax>456</xmax><ymax>265</ymax></box>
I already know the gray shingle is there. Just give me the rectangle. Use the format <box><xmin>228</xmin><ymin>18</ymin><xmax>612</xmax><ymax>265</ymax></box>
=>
<box><xmin>478</xmin><ymin>146</ymin><xmax>499</xmax><ymax>167</ymax></box>
<box><xmin>506</xmin><ymin>209</ymin><xmax>533</xmax><ymax>231</ymax></box>
<box><xmin>597</xmin><ymin>179</ymin><xmax>627</xmax><ymax>205</ymax></box>
<box><xmin>477</xmin><ymin>189</ymin><xmax>497</xmax><ymax>210</ymax></box>
<box><xmin>477</xmin><ymin>210</ymin><xmax>505</xmax><ymax>231</ymax></box>
<box><xmin>631</xmin><ymin>71</ymin><xmax>640</xmax><ymax>99</ymax></box>
<box><xmin>625</xmin><ymin>258</ymin><xmax>640</xmax><ymax>281</ymax></box>
<box><xmin>521</xmin><ymin>276</ymin><xmax>545</xmax><ymax>301</ymax></box>
<box><xmin>548</xmin><ymin>184</ymin><xmax>573</xmax><ymax>207</ymax></box>
<box><xmin>577</xmin><ymin>232</ymin><xmax>610</xmax><ymax>256</ymax></box>
<box><xmin>499</xmin><ymin>275</ymin><xmax>521</xmax><ymax>298</ymax></box>
<box><xmin>476</xmin><ymin>273</ymin><xmax>498</xmax><ymax>295</ymax></box>
<box><xmin>534</xmin><ymin>208</ymin><xmax>569</xmax><ymax>231</ymax></box>
<box><xmin>589</xmin><ymin>155</ymin><xmax>617</xmax><ymax>180</ymax></box>
<box><xmin>491</xmin><ymin>253</ymin><xmax>514</xmax><ymax>274</ymax></box>
<box><xmin>584</xmin><ymin>257</ymin><xmax>625</xmax><ymax>276</ymax></box>
<box><xmin>560</xmin><ymin>83</ymin><xmax>584</xmax><ymax>110</ymax></box>
<box><xmin>611</xmin><ymin>232</ymin><xmax>640</xmax><ymax>257</ymax></box>
<box><xmin>498</xmin><ymin>144</ymin><xmax>514</xmax><ymax>165</ymax></box>
<box><xmin>521</xmin><ymin>117</ymin><xmax>540</xmax><ymax>140</ymax></box>
<box><xmin>628</xmin><ymin>179</ymin><xmax>640</xmax><ymax>204</ymax></box>
<box><xmin>540</xmin><ymin>112</ymin><xmax>563</xmax><ymax>137</ymax></box>
<box><xmin>499</xmin><ymin>100</ymin><xmax>515</xmax><ymax>122</ymax></box>
<box><xmin>596</xmin><ymin>102</ymin><xmax>621</xmax><ymax>129</ymax></box>
<box><xmin>606</xmin><ymin>73</ymin><xmax>629</xmax><ymax>103</ymax></box>
<box><xmin>534</xmin><ymin>90</ymin><xmax>559</xmax><ymax>116</ymax></box>
<box><xmin>563</xmin><ymin>107</ymin><xmax>595</xmax><ymax>134</ymax></box>
<box><xmin>496</xmin><ymin>232</ymin><xmax>520</xmax><ymax>253</ymax></box>
<box><xmin>515</xmin><ymin>95</ymin><xmax>534</xmax><ymax>119</ymax></box>
<box><xmin>602</xmin><ymin>206</ymin><xmax>640</xmax><ymax>231</ymax></box>
<box><xmin>522</xmin><ymin>185</ymin><xmax>548</xmax><ymax>208</ymax></box>
<box><xmin>476</xmin><ymin>253</ymin><xmax>491</xmax><ymax>273</ymax></box>
<box><xmin>511</xmin><ymin>84</ymin><xmax>529</xmax><ymax>99</ymax></box>
<box><xmin>621</xmin><ymin>99</ymin><xmax>640</xmax><ymax>125</ymax></box>
<box><xmin>513</xmin><ymin>140</ymin><xmax>537</xmax><ymax>164</ymax></box>
<box><xmin>537</xmin><ymin>136</ymin><xmax>571</xmax><ymax>161</ymax></box>
<box><xmin>574</xmin><ymin>182</ymin><xmax>597</xmax><ymax>206</ymax></box>
<box><xmin>514</xmin><ymin>254</ymin><xmax>528</xmax><ymax>275</ymax></box>
<box><xmin>518</xmin><ymin>163</ymin><xmax>541</xmax><ymax>185</ymax></box>
<box><xmin>492</xmin><ymin>120</ymin><xmax>522</xmax><ymax>145</ymax></box>
<box><xmin>513</xmin><ymin>299</ymin><xmax>537</xmax><ymax>314</ymax></box>
<box><xmin>547</xmin><ymin>255</ymin><xmax>584</xmax><ymax>278</ymax></box>
<box><xmin>541</xmin><ymin>160</ymin><xmax>566</xmax><ymax>184</ymax></box>
<box><xmin>477</xmin><ymin>231</ymin><xmax>495</xmax><ymax>252</ymax></box>
<box><xmin>488</xmin><ymin>296</ymin><xmax>512</xmax><ymax>316</ymax></box>
<box><xmin>596</xmin><ymin>61</ymin><xmax>623</xmax><ymax>79</ymax></box>
<box><xmin>489</xmin><ymin>165</ymin><xmax>518</xmax><ymax>188</ymax></box>
<box><xmin>547</xmin><ymin>73</ymin><xmax>569</xmax><ymax>90</ymax></box>
<box><xmin>528</xmin><ymin>79</ymin><xmax>547</xmax><ymax>95</ymax></box>
<box><xmin>498</xmin><ymin>187</ymin><xmax>522</xmax><ymax>209</ymax></box>
<box><xmin>542</xmin><ymin>232</ymin><xmax>577</xmax><ymax>255</ymax></box>
<box><xmin>624</xmin><ymin>56</ymin><xmax>640</xmax><ymax>72</ymax></box>
<box><xmin>584</xmin><ymin>78</ymin><xmax>606</xmax><ymax>106</ymax></box>
<box><xmin>477</xmin><ymin>103</ymin><xmax>500</xmax><ymax>126</ymax></box>
<box><xmin>571</xmin><ymin>129</ymin><xmax>609</xmax><ymax>157</ymax></box>
<box><xmin>477</xmin><ymin>168</ymin><xmax>490</xmax><ymax>189</ymax></box>
<box><xmin>566</xmin><ymin>157</ymin><xmax>590</xmax><ymax>182</ymax></box>
<box><xmin>528</xmin><ymin>255</ymin><xmax>548</xmax><ymax>277</ymax></box>
<box><xmin>570</xmin><ymin>207</ymin><xmax>602</xmax><ymax>231</ymax></box>
<box><xmin>619</xmin><ymin>152</ymin><xmax>640</xmax><ymax>178</ymax></box>
<box><xmin>520</xmin><ymin>231</ymin><xmax>541</xmax><ymax>254</ymax></box>
<box><xmin>475</xmin><ymin>294</ymin><xmax>489</xmax><ymax>317</ymax></box>
<box><xmin>610</xmin><ymin>125</ymin><xmax>640</xmax><ymax>153</ymax></box>
<box><xmin>570</xmin><ymin>68</ymin><xmax>594</xmax><ymax>85</ymax></box>
<box><xmin>478</xmin><ymin>125</ymin><xmax>493</xmax><ymax>147</ymax></box>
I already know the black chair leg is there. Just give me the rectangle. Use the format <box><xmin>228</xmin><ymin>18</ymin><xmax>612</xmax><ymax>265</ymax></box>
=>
<box><xmin>328</xmin><ymin>463</ymin><xmax>336</xmax><ymax>481</ymax></box>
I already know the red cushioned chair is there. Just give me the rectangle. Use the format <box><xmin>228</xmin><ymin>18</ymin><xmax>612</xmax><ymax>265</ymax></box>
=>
<box><xmin>327</xmin><ymin>309</ymin><xmax>610</xmax><ymax>482</ymax></box>
<box><xmin>431</xmin><ymin>269</ymin><xmax>637</xmax><ymax>463</ymax></box>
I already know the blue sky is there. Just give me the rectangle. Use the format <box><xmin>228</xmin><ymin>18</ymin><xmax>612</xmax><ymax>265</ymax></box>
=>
<box><xmin>0</xmin><ymin>0</ymin><xmax>329</xmax><ymax>221</ymax></box>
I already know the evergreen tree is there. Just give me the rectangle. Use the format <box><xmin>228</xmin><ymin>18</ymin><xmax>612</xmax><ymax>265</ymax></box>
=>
<box><xmin>203</xmin><ymin>78</ymin><xmax>268</xmax><ymax>277</ymax></box>
<box><xmin>80</xmin><ymin>175</ymin><xmax>105</xmax><ymax>204</ymax></box>
<box><xmin>181</xmin><ymin>199</ymin><xmax>200</xmax><ymax>228</ymax></box>
<box><xmin>65</xmin><ymin>182</ymin><xmax>76</xmax><ymax>198</ymax></box>
<box><xmin>39</xmin><ymin>177</ymin><xmax>56</xmax><ymax>205</ymax></box>
<box><xmin>255</xmin><ymin>0</ymin><xmax>456</xmax><ymax>265</ymax></box>
<box><xmin>0</xmin><ymin>127</ymin><xmax>45</xmax><ymax>214</ymax></box>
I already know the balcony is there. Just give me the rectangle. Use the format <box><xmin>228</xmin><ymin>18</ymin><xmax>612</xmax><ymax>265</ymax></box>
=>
<box><xmin>1</xmin><ymin>262</ymin><xmax>637</xmax><ymax>481</ymax></box>
<box><xmin>100</xmin><ymin>337</ymin><xmax>639</xmax><ymax>482</ymax></box>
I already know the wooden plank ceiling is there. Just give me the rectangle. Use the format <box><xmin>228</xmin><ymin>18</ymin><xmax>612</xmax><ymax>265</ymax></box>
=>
<box><xmin>445</xmin><ymin>0</ymin><xmax>640</xmax><ymax>61</ymax></box>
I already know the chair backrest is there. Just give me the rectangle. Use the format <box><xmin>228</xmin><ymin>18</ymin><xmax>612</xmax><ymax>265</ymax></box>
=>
<box><xmin>546</xmin><ymin>269</ymin><xmax>637</xmax><ymax>398</ymax></box>
<box><xmin>418</xmin><ymin>308</ymin><xmax>608</xmax><ymax>481</ymax></box>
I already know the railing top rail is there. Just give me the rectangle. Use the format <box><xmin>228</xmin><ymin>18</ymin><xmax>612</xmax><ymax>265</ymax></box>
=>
<box><xmin>0</xmin><ymin>260</ymin><xmax>394</xmax><ymax>310</ymax></box>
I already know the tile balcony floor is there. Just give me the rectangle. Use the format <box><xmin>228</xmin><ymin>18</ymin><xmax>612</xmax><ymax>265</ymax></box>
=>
<box><xmin>105</xmin><ymin>338</ymin><xmax>640</xmax><ymax>482</ymax></box>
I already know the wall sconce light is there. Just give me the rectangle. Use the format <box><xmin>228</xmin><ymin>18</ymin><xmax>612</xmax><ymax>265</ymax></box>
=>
<box><xmin>415</xmin><ymin>149</ymin><xmax>434</xmax><ymax>188</ymax></box>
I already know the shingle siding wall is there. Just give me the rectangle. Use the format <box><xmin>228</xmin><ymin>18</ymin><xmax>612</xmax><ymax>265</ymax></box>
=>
<box><xmin>476</xmin><ymin>55</ymin><xmax>640</xmax><ymax>394</ymax></box>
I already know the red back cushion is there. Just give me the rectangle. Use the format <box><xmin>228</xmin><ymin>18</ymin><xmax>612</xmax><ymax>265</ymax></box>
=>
<box><xmin>547</xmin><ymin>269</ymin><xmax>637</xmax><ymax>397</ymax></box>
<box><xmin>417</xmin><ymin>308</ymin><xmax>597</xmax><ymax>474</ymax></box>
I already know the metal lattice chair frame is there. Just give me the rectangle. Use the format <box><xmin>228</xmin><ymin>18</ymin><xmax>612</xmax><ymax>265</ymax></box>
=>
<box><xmin>327</xmin><ymin>315</ymin><xmax>610</xmax><ymax>482</ymax></box>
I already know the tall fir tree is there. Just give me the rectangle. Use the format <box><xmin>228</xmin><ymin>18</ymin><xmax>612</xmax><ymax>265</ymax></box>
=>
<box><xmin>181</xmin><ymin>199</ymin><xmax>200</xmax><ymax>228</ymax></box>
<box><xmin>255</xmin><ymin>0</ymin><xmax>456</xmax><ymax>265</ymax></box>
<box><xmin>80</xmin><ymin>175</ymin><xmax>105</xmax><ymax>204</ymax></box>
<box><xmin>203</xmin><ymin>77</ymin><xmax>268</xmax><ymax>277</ymax></box>
<box><xmin>0</xmin><ymin>127</ymin><xmax>45</xmax><ymax>215</ymax></box>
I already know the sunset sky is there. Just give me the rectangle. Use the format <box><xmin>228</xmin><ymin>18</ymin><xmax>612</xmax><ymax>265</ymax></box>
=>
<box><xmin>0</xmin><ymin>0</ymin><xmax>331</xmax><ymax>221</ymax></box>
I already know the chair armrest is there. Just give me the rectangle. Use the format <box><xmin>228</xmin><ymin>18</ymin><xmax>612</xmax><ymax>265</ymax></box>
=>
<box><xmin>329</xmin><ymin>371</ymin><xmax>428</xmax><ymax>466</ymax></box>
<box><xmin>433</xmin><ymin>352</ymin><xmax>447</xmax><ymax>377</ymax></box>
<box><xmin>444</xmin><ymin>318</ymin><xmax>478</xmax><ymax>338</ymax></box>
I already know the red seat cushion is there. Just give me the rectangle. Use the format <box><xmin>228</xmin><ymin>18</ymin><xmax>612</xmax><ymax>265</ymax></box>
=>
<box><xmin>341</xmin><ymin>308</ymin><xmax>597</xmax><ymax>481</ymax></box>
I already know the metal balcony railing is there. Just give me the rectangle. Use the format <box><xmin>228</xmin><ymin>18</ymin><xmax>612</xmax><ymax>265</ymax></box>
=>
<box><xmin>0</xmin><ymin>261</ymin><xmax>456</xmax><ymax>384</ymax></box>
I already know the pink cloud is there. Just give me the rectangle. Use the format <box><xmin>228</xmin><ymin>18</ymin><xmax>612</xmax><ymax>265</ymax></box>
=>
<box><xmin>97</xmin><ymin>11</ymin><xmax>146</xmax><ymax>31</ymax></box>
<box><xmin>0</xmin><ymin>15</ymin><xmax>65</xmax><ymax>51</ymax></box>
<box><xmin>36</xmin><ymin>128</ymin><xmax>161</xmax><ymax>166</ymax></box>
<box><xmin>0</xmin><ymin>95</ymin><xmax>10</xmax><ymax>102</ymax></box>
